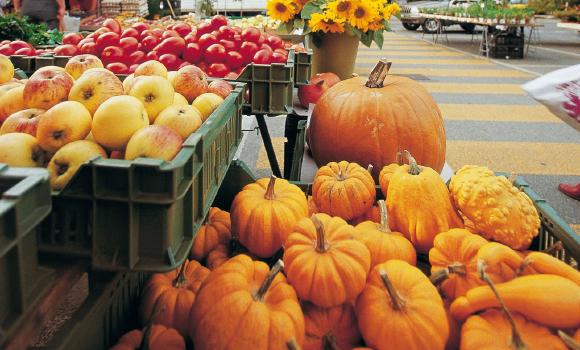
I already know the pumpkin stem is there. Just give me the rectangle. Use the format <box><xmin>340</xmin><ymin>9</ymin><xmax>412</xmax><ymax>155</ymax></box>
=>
<box><xmin>542</xmin><ymin>241</ymin><xmax>563</xmax><ymax>255</ymax></box>
<box><xmin>367</xmin><ymin>164</ymin><xmax>373</xmax><ymax>174</ymax></box>
<box><xmin>478</xmin><ymin>261</ymin><xmax>528</xmax><ymax>350</ymax></box>
<box><xmin>254</xmin><ymin>260</ymin><xmax>284</xmax><ymax>301</ymax></box>
<box><xmin>402</xmin><ymin>150</ymin><xmax>421</xmax><ymax>175</ymax></box>
<box><xmin>378</xmin><ymin>200</ymin><xmax>391</xmax><ymax>233</ymax></box>
<box><xmin>286</xmin><ymin>339</ymin><xmax>301</xmax><ymax>350</ymax></box>
<box><xmin>264</xmin><ymin>175</ymin><xmax>277</xmax><ymax>200</ymax></box>
<box><xmin>173</xmin><ymin>260</ymin><xmax>188</xmax><ymax>288</ymax></box>
<box><xmin>139</xmin><ymin>304</ymin><xmax>165</xmax><ymax>350</ymax></box>
<box><xmin>379</xmin><ymin>269</ymin><xmax>406</xmax><ymax>311</ymax></box>
<box><xmin>557</xmin><ymin>330</ymin><xmax>580</xmax><ymax>350</ymax></box>
<box><xmin>430</xmin><ymin>262</ymin><xmax>467</xmax><ymax>286</ymax></box>
<box><xmin>312</xmin><ymin>215</ymin><xmax>329</xmax><ymax>253</ymax></box>
<box><xmin>322</xmin><ymin>334</ymin><xmax>339</xmax><ymax>350</ymax></box>
<box><xmin>365</xmin><ymin>59</ymin><xmax>392</xmax><ymax>88</ymax></box>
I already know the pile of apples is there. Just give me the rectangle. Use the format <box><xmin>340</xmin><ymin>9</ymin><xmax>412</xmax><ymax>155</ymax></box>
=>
<box><xmin>0</xmin><ymin>54</ymin><xmax>231</xmax><ymax>191</ymax></box>
<box><xmin>0</xmin><ymin>40</ymin><xmax>56</xmax><ymax>57</ymax></box>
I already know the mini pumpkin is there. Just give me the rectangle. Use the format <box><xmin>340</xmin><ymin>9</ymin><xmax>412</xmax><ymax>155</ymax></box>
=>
<box><xmin>190</xmin><ymin>207</ymin><xmax>231</xmax><ymax>261</ymax></box>
<box><xmin>191</xmin><ymin>255</ymin><xmax>305</xmax><ymax>349</ymax></box>
<box><xmin>387</xmin><ymin>150</ymin><xmax>463</xmax><ymax>253</ymax></box>
<box><xmin>355</xmin><ymin>200</ymin><xmax>416</xmax><ymax>268</ymax></box>
<box><xmin>283</xmin><ymin>213</ymin><xmax>371</xmax><ymax>307</ymax></box>
<box><xmin>302</xmin><ymin>302</ymin><xmax>362</xmax><ymax>350</ymax></box>
<box><xmin>349</xmin><ymin>204</ymin><xmax>380</xmax><ymax>226</ymax></box>
<box><xmin>231</xmin><ymin>175</ymin><xmax>308</xmax><ymax>258</ymax></box>
<box><xmin>356</xmin><ymin>260</ymin><xmax>449</xmax><ymax>350</ymax></box>
<box><xmin>378</xmin><ymin>151</ymin><xmax>403</xmax><ymax>198</ymax></box>
<box><xmin>110</xmin><ymin>325</ymin><xmax>185</xmax><ymax>350</ymax></box>
<box><xmin>140</xmin><ymin>259</ymin><xmax>210</xmax><ymax>336</ymax></box>
<box><xmin>205</xmin><ymin>242</ymin><xmax>230</xmax><ymax>270</ymax></box>
<box><xmin>476</xmin><ymin>242</ymin><xmax>527</xmax><ymax>282</ymax></box>
<box><xmin>449</xmin><ymin>166</ymin><xmax>540</xmax><ymax>250</ymax></box>
<box><xmin>312</xmin><ymin>161</ymin><xmax>376</xmax><ymax>221</ymax></box>
<box><xmin>307</xmin><ymin>195</ymin><xmax>318</xmax><ymax>216</ymax></box>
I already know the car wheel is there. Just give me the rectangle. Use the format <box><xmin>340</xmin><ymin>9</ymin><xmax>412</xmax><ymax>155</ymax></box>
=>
<box><xmin>402</xmin><ymin>22</ymin><xmax>421</xmax><ymax>31</ymax></box>
<box><xmin>460</xmin><ymin>23</ymin><xmax>476</xmax><ymax>33</ymax></box>
<box><xmin>422</xmin><ymin>19</ymin><xmax>440</xmax><ymax>34</ymax></box>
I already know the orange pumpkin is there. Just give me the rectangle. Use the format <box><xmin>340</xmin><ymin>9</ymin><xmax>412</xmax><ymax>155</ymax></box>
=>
<box><xmin>349</xmin><ymin>204</ymin><xmax>380</xmax><ymax>226</ymax></box>
<box><xmin>191</xmin><ymin>255</ymin><xmax>305</xmax><ymax>349</ymax></box>
<box><xmin>302</xmin><ymin>302</ymin><xmax>362</xmax><ymax>350</ymax></box>
<box><xmin>110</xmin><ymin>325</ymin><xmax>185</xmax><ymax>350</ymax></box>
<box><xmin>205</xmin><ymin>242</ymin><xmax>230</xmax><ymax>270</ymax></box>
<box><xmin>140</xmin><ymin>259</ymin><xmax>210</xmax><ymax>336</ymax></box>
<box><xmin>444</xmin><ymin>300</ymin><xmax>460</xmax><ymax>350</ymax></box>
<box><xmin>283</xmin><ymin>214</ymin><xmax>371</xmax><ymax>307</ymax></box>
<box><xmin>190</xmin><ymin>207</ymin><xmax>231</xmax><ymax>261</ymax></box>
<box><xmin>378</xmin><ymin>151</ymin><xmax>404</xmax><ymax>197</ymax></box>
<box><xmin>307</xmin><ymin>60</ymin><xmax>446</xmax><ymax>180</ymax></box>
<box><xmin>307</xmin><ymin>195</ymin><xmax>318</xmax><ymax>216</ymax></box>
<box><xmin>356</xmin><ymin>260</ymin><xmax>449</xmax><ymax>350</ymax></box>
<box><xmin>355</xmin><ymin>200</ymin><xmax>416</xmax><ymax>268</ymax></box>
<box><xmin>312</xmin><ymin>161</ymin><xmax>376</xmax><ymax>221</ymax></box>
<box><xmin>231</xmin><ymin>175</ymin><xmax>308</xmax><ymax>258</ymax></box>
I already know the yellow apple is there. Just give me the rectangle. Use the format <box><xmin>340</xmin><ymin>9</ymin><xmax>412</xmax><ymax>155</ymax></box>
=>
<box><xmin>23</xmin><ymin>68</ymin><xmax>74</xmax><ymax>110</ymax></box>
<box><xmin>129</xmin><ymin>76</ymin><xmax>174</xmax><ymax>122</ymax></box>
<box><xmin>48</xmin><ymin>140</ymin><xmax>107</xmax><ymax>190</ymax></box>
<box><xmin>192</xmin><ymin>93</ymin><xmax>224</xmax><ymax>121</ymax></box>
<box><xmin>134</xmin><ymin>60</ymin><xmax>168</xmax><ymax>78</ymax></box>
<box><xmin>69</xmin><ymin>68</ymin><xmax>124</xmax><ymax>115</ymax></box>
<box><xmin>36</xmin><ymin>101</ymin><xmax>92</xmax><ymax>152</ymax></box>
<box><xmin>92</xmin><ymin>95</ymin><xmax>149</xmax><ymax>151</ymax></box>
<box><xmin>154</xmin><ymin>105</ymin><xmax>203</xmax><ymax>140</ymax></box>
<box><xmin>0</xmin><ymin>85</ymin><xmax>25</xmax><ymax>124</ymax></box>
<box><xmin>0</xmin><ymin>108</ymin><xmax>45</xmax><ymax>136</ymax></box>
<box><xmin>167</xmin><ymin>71</ymin><xmax>177</xmax><ymax>85</ymax></box>
<box><xmin>122</xmin><ymin>73</ymin><xmax>136</xmax><ymax>93</ymax></box>
<box><xmin>172</xmin><ymin>65</ymin><xmax>208</xmax><ymax>103</ymax></box>
<box><xmin>0</xmin><ymin>54</ymin><xmax>15</xmax><ymax>84</ymax></box>
<box><xmin>0</xmin><ymin>133</ymin><xmax>48</xmax><ymax>167</ymax></box>
<box><xmin>125</xmin><ymin>125</ymin><xmax>183</xmax><ymax>161</ymax></box>
<box><xmin>173</xmin><ymin>92</ymin><xmax>189</xmax><ymax>106</ymax></box>
<box><xmin>0</xmin><ymin>81</ymin><xmax>24</xmax><ymax>98</ymax></box>
<box><xmin>65</xmin><ymin>54</ymin><xmax>104</xmax><ymax>80</ymax></box>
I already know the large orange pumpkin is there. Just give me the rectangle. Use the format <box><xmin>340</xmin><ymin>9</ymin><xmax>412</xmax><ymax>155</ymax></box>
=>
<box><xmin>190</xmin><ymin>207</ymin><xmax>231</xmax><ymax>261</ymax></box>
<box><xmin>191</xmin><ymin>255</ymin><xmax>305</xmax><ymax>349</ymax></box>
<box><xmin>307</xmin><ymin>60</ymin><xmax>446</xmax><ymax>180</ymax></box>
<box><xmin>302</xmin><ymin>302</ymin><xmax>362</xmax><ymax>350</ymax></box>
<box><xmin>140</xmin><ymin>259</ymin><xmax>210</xmax><ymax>336</ymax></box>
<box><xmin>110</xmin><ymin>325</ymin><xmax>185</xmax><ymax>350</ymax></box>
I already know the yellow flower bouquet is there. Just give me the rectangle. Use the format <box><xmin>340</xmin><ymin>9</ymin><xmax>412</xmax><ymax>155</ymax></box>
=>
<box><xmin>266</xmin><ymin>0</ymin><xmax>400</xmax><ymax>47</ymax></box>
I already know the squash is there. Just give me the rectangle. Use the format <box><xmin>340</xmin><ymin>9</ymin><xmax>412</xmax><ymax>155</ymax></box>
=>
<box><xmin>307</xmin><ymin>60</ymin><xmax>446</xmax><ymax>180</ymax></box>
<box><xmin>476</xmin><ymin>242</ymin><xmax>529</xmax><ymax>282</ymax></box>
<box><xmin>231</xmin><ymin>175</ymin><xmax>308</xmax><ymax>258</ymax></box>
<box><xmin>449</xmin><ymin>166</ymin><xmax>540</xmax><ymax>250</ymax></box>
<box><xmin>302</xmin><ymin>302</ymin><xmax>362</xmax><ymax>350</ymax></box>
<box><xmin>283</xmin><ymin>214</ymin><xmax>371</xmax><ymax>307</ymax></box>
<box><xmin>356</xmin><ymin>260</ymin><xmax>449</xmax><ymax>350</ymax></box>
<box><xmin>139</xmin><ymin>259</ymin><xmax>210</xmax><ymax>336</ymax></box>
<box><xmin>205</xmin><ymin>242</ymin><xmax>230</xmax><ymax>270</ymax></box>
<box><xmin>311</xmin><ymin>161</ymin><xmax>375</xmax><ymax>221</ymax></box>
<box><xmin>190</xmin><ymin>207</ymin><xmax>231</xmax><ymax>261</ymax></box>
<box><xmin>355</xmin><ymin>200</ymin><xmax>416</xmax><ymax>268</ymax></box>
<box><xmin>444</xmin><ymin>301</ymin><xmax>461</xmax><ymax>350</ymax></box>
<box><xmin>110</xmin><ymin>325</ymin><xmax>185</xmax><ymax>350</ymax></box>
<box><xmin>429</xmin><ymin>229</ymin><xmax>489</xmax><ymax>300</ymax></box>
<box><xmin>378</xmin><ymin>151</ymin><xmax>403</xmax><ymax>197</ymax></box>
<box><xmin>520</xmin><ymin>251</ymin><xmax>580</xmax><ymax>285</ymax></box>
<box><xmin>349</xmin><ymin>204</ymin><xmax>380</xmax><ymax>226</ymax></box>
<box><xmin>307</xmin><ymin>195</ymin><xmax>318</xmax><ymax>216</ymax></box>
<box><xmin>387</xmin><ymin>150</ymin><xmax>463</xmax><ymax>253</ymax></box>
<box><xmin>191</xmin><ymin>256</ymin><xmax>305</xmax><ymax>349</ymax></box>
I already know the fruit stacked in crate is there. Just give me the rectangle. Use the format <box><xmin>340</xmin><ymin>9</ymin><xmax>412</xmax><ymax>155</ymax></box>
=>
<box><xmin>120</xmin><ymin>0</ymin><xmax>149</xmax><ymax>17</ymax></box>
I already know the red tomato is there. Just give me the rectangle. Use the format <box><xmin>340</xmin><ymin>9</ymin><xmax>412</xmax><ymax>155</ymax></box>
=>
<box><xmin>154</xmin><ymin>37</ymin><xmax>186</xmax><ymax>56</ymax></box>
<box><xmin>14</xmin><ymin>47</ymin><xmax>36</xmax><ymax>56</ymax></box>
<box><xmin>54</xmin><ymin>44</ymin><xmax>78</xmax><ymax>56</ymax></box>
<box><xmin>0</xmin><ymin>45</ymin><xmax>15</xmax><ymax>56</ymax></box>
<box><xmin>211</xmin><ymin>15</ymin><xmax>228</xmax><ymax>29</ymax></box>
<box><xmin>226</xmin><ymin>51</ymin><xmax>243</xmax><ymax>69</ymax></box>
<box><xmin>142</xmin><ymin>36</ymin><xmax>159</xmax><ymax>52</ymax></box>
<box><xmin>120</xmin><ymin>37</ymin><xmax>139</xmax><ymax>54</ymax></box>
<box><xmin>129</xmin><ymin>64</ymin><xmax>139</xmax><ymax>73</ymax></box>
<box><xmin>241</xmin><ymin>27</ymin><xmax>261</xmax><ymax>43</ymax></box>
<box><xmin>172</xmin><ymin>22</ymin><xmax>192</xmax><ymax>37</ymax></box>
<box><xmin>63</xmin><ymin>32</ymin><xmax>84</xmax><ymax>46</ymax></box>
<box><xmin>184</xmin><ymin>32</ymin><xmax>197</xmax><ymax>44</ymax></box>
<box><xmin>103</xmin><ymin>19</ymin><xmax>122</xmax><ymax>34</ymax></box>
<box><xmin>95</xmin><ymin>32</ymin><xmax>120</xmax><ymax>54</ymax></box>
<box><xmin>121</xmin><ymin>28</ymin><xmax>140</xmax><ymax>39</ymax></box>
<box><xmin>205</xmin><ymin>44</ymin><xmax>226</xmax><ymax>64</ymax></box>
<box><xmin>159</xmin><ymin>53</ymin><xmax>181</xmax><ymax>71</ymax></box>
<box><xmin>80</xmin><ymin>42</ymin><xmax>97</xmax><ymax>55</ymax></box>
<box><xmin>146</xmin><ymin>51</ymin><xmax>158</xmax><ymax>61</ymax></box>
<box><xmin>183</xmin><ymin>43</ymin><xmax>201</xmax><ymax>63</ymax></box>
<box><xmin>152</xmin><ymin>28</ymin><xmax>165</xmax><ymax>38</ymax></box>
<box><xmin>217</xmin><ymin>26</ymin><xmax>235</xmax><ymax>40</ymax></box>
<box><xmin>207</xmin><ymin>63</ymin><xmax>229</xmax><ymax>78</ymax></box>
<box><xmin>198</xmin><ymin>33</ymin><xmax>217</xmax><ymax>51</ymax></box>
<box><xmin>106</xmin><ymin>62</ymin><xmax>129</xmax><ymax>74</ymax></box>
<box><xmin>77</xmin><ymin>38</ymin><xmax>94</xmax><ymax>47</ymax></box>
<box><xmin>162</xmin><ymin>30</ymin><xmax>181</xmax><ymax>39</ymax></box>
<box><xmin>267</xmin><ymin>36</ymin><xmax>284</xmax><ymax>50</ymax></box>
<box><xmin>271</xmin><ymin>52</ymin><xmax>287</xmax><ymax>64</ymax></box>
<box><xmin>252</xmin><ymin>49</ymin><xmax>272</xmax><ymax>64</ymax></box>
<box><xmin>101</xmin><ymin>46</ymin><xmax>125</xmax><ymax>65</ymax></box>
<box><xmin>219</xmin><ymin>39</ymin><xmax>235</xmax><ymax>51</ymax></box>
<box><xmin>239</xmin><ymin>42</ymin><xmax>258</xmax><ymax>64</ymax></box>
<box><xmin>196</xmin><ymin>22</ymin><xmax>213</xmax><ymax>37</ymax></box>
<box><xmin>9</xmin><ymin>40</ymin><xmax>32</xmax><ymax>51</ymax></box>
<box><xmin>132</xmin><ymin>22</ymin><xmax>150</xmax><ymax>34</ymax></box>
<box><xmin>140</xmin><ymin>29</ymin><xmax>155</xmax><ymax>40</ymax></box>
<box><xmin>260</xmin><ymin>44</ymin><xmax>273</xmax><ymax>53</ymax></box>
<box><xmin>128</xmin><ymin>50</ymin><xmax>146</xmax><ymax>65</ymax></box>
<box><xmin>179</xmin><ymin>61</ymin><xmax>191</xmax><ymax>69</ymax></box>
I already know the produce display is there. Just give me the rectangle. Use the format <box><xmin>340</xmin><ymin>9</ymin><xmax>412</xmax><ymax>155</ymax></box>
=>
<box><xmin>230</xmin><ymin>15</ymin><xmax>281</xmax><ymax>31</ymax></box>
<box><xmin>419</xmin><ymin>1</ymin><xmax>536</xmax><ymax>24</ymax></box>
<box><xmin>0</xmin><ymin>14</ymin><xmax>62</xmax><ymax>49</ymax></box>
<box><xmin>0</xmin><ymin>56</ymin><xmax>231</xmax><ymax>190</ymax></box>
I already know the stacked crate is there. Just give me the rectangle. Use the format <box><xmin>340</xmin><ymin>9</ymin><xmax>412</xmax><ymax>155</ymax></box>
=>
<box><xmin>120</xmin><ymin>0</ymin><xmax>149</xmax><ymax>16</ymax></box>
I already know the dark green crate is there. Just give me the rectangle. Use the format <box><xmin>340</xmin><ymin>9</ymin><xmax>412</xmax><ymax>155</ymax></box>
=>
<box><xmin>9</xmin><ymin>56</ymin><xmax>35</xmax><ymax>75</ymax></box>
<box><xmin>0</xmin><ymin>165</ymin><xmax>54</xmax><ymax>346</ymax></box>
<box><xmin>278</xmin><ymin>34</ymin><xmax>312</xmax><ymax>87</ymax></box>
<box><xmin>38</xmin><ymin>82</ymin><xmax>245</xmax><ymax>272</ymax></box>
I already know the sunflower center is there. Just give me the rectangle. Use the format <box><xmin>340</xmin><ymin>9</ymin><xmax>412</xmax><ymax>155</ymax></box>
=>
<box><xmin>275</xmin><ymin>2</ymin><xmax>287</xmax><ymax>12</ymax></box>
<box><xmin>326</xmin><ymin>19</ymin><xmax>335</xmax><ymax>24</ymax></box>
<box><xmin>354</xmin><ymin>7</ymin><xmax>366</xmax><ymax>18</ymax></box>
<box><xmin>337</xmin><ymin>1</ymin><xmax>350</xmax><ymax>12</ymax></box>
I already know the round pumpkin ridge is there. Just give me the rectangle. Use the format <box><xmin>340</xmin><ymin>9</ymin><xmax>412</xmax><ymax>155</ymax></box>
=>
<box><xmin>302</xmin><ymin>302</ymin><xmax>362</xmax><ymax>350</ymax></box>
<box><xmin>190</xmin><ymin>207</ymin><xmax>231</xmax><ymax>262</ymax></box>
<box><xmin>110</xmin><ymin>324</ymin><xmax>186</xmax><ymax>350</ymax></box>
<box><xmin>378</xmin><ymin>151</ymin><xmax>404</xmax><ymax>198</ymax></box>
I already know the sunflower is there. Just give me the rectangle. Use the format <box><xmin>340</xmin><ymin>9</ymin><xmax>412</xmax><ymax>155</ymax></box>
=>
<box><xmin>266</xmin><ymin>0</ymin><xmax>297</xmax><ymax>22</ymax></box>
<box><xmin>368</xmin><ymin>19</ymin><xmax>384</xmax><ymax>31</ymax></box>
<box><xmin>309</xmin><ymin>12</ymin><xmax>346</xmax><ymax>33</ymax></box>
<box><xmin>381</xmin><ymin>2</ymin><xmax>401</xmax><ymax>18</ymax></box>
<box><xmin>349</xmin><ymin>1</ymin><xmax>378</xmax><ymax>32</ymax></box>
<box><xmin>326</xmin><ymin>0</ymin><xmax>355</xmax><ymax>19</ymax></box>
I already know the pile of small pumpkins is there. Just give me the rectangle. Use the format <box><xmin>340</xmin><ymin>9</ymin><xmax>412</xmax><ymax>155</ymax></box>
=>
<box><xmin>110</xmin><ymin>151</ymin><xmax>580</xmax><ymax>350</ymax></box>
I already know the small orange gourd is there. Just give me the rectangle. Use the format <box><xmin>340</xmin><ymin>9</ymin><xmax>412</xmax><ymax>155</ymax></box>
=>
<box><xmin>378</xmin><ymin>151</ymin><xmax>403</xmax><ymax>197</ymax></box>
<box><xmin>110</xmin><ymin>325</ymin><xmax>185</xmax><ymax>350</ymax></box>
<box><xmin>190</xmin><ymin>207</ymin><xmax>231</xmax><ymax>261</ymax></box>
<box><xmin>302</xmin><ymin>302</ymin><xmax>362</xmax><ymax>350</ymax></box>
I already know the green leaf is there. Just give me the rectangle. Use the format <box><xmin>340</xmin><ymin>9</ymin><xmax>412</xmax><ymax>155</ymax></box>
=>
<box><xmin>351</xmin><ymin>26</ymin><xmax>363</xmax><ymax>39</ymax></box>
<box><xmin>279</xmin><ymin>21</ymin><xmax>294</xmax><ymax>33</ymax></box>
<box><xmin>373</xmin><ymin>30</ymin><xmax>384</xmax><ymax>49</ymax></box>
<box><xmin>294</xmin><ymin>18</ymin><xmax>306</xmax><ymax>30</ymax></box>
<box><xmin>300</xmin><ymin>2</ymin><xmax>321</xmax><ymax>19</ymax></box>
<box><xmin>361</xmin><ymin>30</ymin><xmax>373</xmax><ymax>47</ymax></box>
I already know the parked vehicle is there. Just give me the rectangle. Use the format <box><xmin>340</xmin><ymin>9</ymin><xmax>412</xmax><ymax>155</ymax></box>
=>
<box><xmin>399</xmin><ymin>0</ymin><xmax>478</xmax><ymax>33</ymax></box>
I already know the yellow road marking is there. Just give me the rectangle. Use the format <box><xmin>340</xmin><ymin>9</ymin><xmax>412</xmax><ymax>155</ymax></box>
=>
<box><xmin>256</xmin><ymin>137</ymin><xmax>285</xmax><ymax>170</ymax></box>
<box><xmin>356</xmin><ymin>67</ymin><xmax>531</xmax><ymax>77</ymax></box>
<box><xmin>357</xmin><ymin>51</ymin><xmax>465</xmax><ymax>57</ymax></box>
<box><xmin>440</xmin><ymin>104</ymin><xmax>561</xmax><ymax>122</ymax></box>
<box><xmin>421</xmin><ymin>82</ymin><xmax>525</xmax><ymax>94</ymax></box>
<box><xmin>356</xmin><ymin>57</ymin><xmax>491</xmax><ymax>65</ymax></box>
<box><xmin>446</xmin><ymin>141</ymin><xmax>580</xmax><ymax>175</ymax></box>
<box><xmin>571</xmin><ymin>224</ymin><xmax>580</xmax><ymax>235</ymax></box>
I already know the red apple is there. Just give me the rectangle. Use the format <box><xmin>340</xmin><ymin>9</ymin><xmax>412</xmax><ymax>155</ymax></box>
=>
<box><xmin>217</xmin><ymin>26</ymin><xmax>235</xmax><ymax>40</ymax></box>
<box><xmin>0</xmin><ymin>45</ymin><xmax>14</xmax><ymax>56</ymax></box>
<box><xmin>162</xmin><ymin>30</ymin><xmax>181</xmax><ymax>39</ymax></box>
<box><xmin>183</xmin><ymin>43</ymin><xmax>201</xmax><ymax>63</ymax></box>
<box><xmin>23</xmin><ymin>68</ymin><xmax>75</xmax><ymax>110</ymax></box>
<box><xmin>198</xmin><ymin>33</ymin><xmax>217</xmax><ymax>51</ymax></box>
<box><xmin>128</xmin><ymin>51</ymin><xmax>146</xmax><ymax>65</ymax></box>
<box><xmin>152</xmin><ymin>28</ymin><xmax>165</xmax><ymax>38</ymax></box>
<box><xmin>14</xmin><ymin>47</ymin><xmax>36</xmax><ymax>56</ymax></box>
<box><xmin>142</xmin><ymin>36</ymin><xmax>159</xmax><ymax>52</ymax></box>
<box><xmin>101</xmin><ymin>46</ymin><xmax>125</xmax><ymax>65</ymax></box>
<box><xmin>121</xmin><ymin>28</ymin><xmax>140</xmax><ymax>39</ymax></box>
<box><xmin>225</xmin><ymin>51</ymin><xmax>243</xmax><ymax>69</ymax></box>
<box><xmin>267</xmin><ymin>35</ymin><xmax>284</xmax><ymax>49</ymax></box>
<box><xmin>146</xmin><ymin>51</ymin><xmax>159</xmax><ymax>61</ymax></box>
<box><xmin>172</xmin><ymin>23</ymin><xmax>192</xmax><ymax>37</ymax></box>
<box><xmin>54</xmin><ymin>44</ymin><xmax>78</xmax><ymax>56</ymax></box>
<box><xmin>239</xmin><ymin>42</ymin><xmax>258</xmax><ymax>64</ymax></box>
<box><xmin>131</xmin><ymin>22</ymin><xmax>149</xmax><ymax>34</ymax></box>
<box><xmin>219</xmin><ymin>39</ymin><xmax>235</xmax><ymax>51</ymax></box>
<box><xmin>207</xmin><ymin>63</ymin><xmax>229</xmax><ymax>78</ymax></box>
<box><xmin>155</xmin><ymin>37</ymin><xmax>186</xmax><ymax>56</ymax></box>
<box><xmin>9</xmin><ymin>40</ymin><xmax>32</xmax><ymax>51</ymax></box>
<box><xmin>159</xmin><ymin>53</ymin><xmax>181</xmax><ymax>71</ymax></box>
<box><xmin>272</xmin><ymin>52</ymin><xmax>287</xmax><ymax>64</ymax></box>
<box><xmin>120</xmin><ymin>37</ymin><xmax>139</xmax><ymax>54</ymax></box>
<box><xmin>297</xmin><ymin>72</ymin><xmax>341</xmax><ymax>108</ymax></box>
<box><xmin>77</xmin><ymin>38</ymin><xmax>94</xmax><ymax>47</ymax></box>
<box><xmin>95</xmin><ymin>32</ymin><xmax>120</xmax><ymax>54</ymax></box>
<box><xmin>241</xmin><ymin>27</ymin><xmax>261</xmax><ymax>43</ymax></box>
<box><xmin>63</xmin><ymin>32</ymin><xmax>84</xmax><ymax>46</ymax></box>
<box><xmin>140</xmin><ymin>29</ymin><xmax>155</xmax><ymax>40</ymax></box>
<box><xmin>80</xmin><ymin>42</ymin><xmax>97</xmax><ymax>55</ymax></box>
<box><xmin>184</xmin><ymin>32</ymin><xmax>197</xmax><ymax>44</ymax></box>
<box><xmin>103</xmin><ymin>18</ymin><xmax>122</xmax><ymax>34</ymax></box>
<box><xmin>196</xmin><ymin>22</ymin><xmax>213</xmax><ymax>37</ymax></box>
<box><xmin>211</xmin><ymin>15</ymin><xmax>228</xmax><ymax>30</ymax></box>
<box><xmin>0</xmin><ymin>108</ymin><xmax>45</xmax><ymax>136</ymax></box>
<box><xmin>106</xmin><ymin>62</ymin><xmax>129</xmax><ymax>74</ymax></box>
<box><xmin>252</xmin><ymin>49</ymin><xmax>272</xmax><ymax>65</ymax></box>
<box><xmin>129</xmin><ymin>64</ymin><xmax>139</xmax><ymax>73</ymax></box>
<box><xmin>205</xmin><ymin>44</ymin><xmax>226</xmax><ymax>64</ymax></box>
<box><xmin>207</xmin><ymin>80</ymin><xmax>233</xmax><ymax>99</ymax></box>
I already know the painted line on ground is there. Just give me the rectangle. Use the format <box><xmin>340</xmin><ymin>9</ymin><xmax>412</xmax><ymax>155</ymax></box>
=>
<box><xmin>440</xmin><ymin>104</ymin><xmax>562</xmax><ymax>122</ymax></box>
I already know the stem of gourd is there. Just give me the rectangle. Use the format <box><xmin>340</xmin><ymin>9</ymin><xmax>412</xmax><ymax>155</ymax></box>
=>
<box><xmin>429</xmin><ymin>262</ymin><xmax>467</xmax><ymax>286</ymax></box>
<box><xmin>557</xmin><ymin>330</ymin><xmax>580</xmax><ymax>350</ymax></box>
<box><xmin>286</xmin><ymin>339</ymin><xmax>301</xmax><ymax>350</ymax></box>
<box><xmin>264</xmin><ymin>175</ymin><xmax>277</xmax><ymax>200</ymax></box>
<box><xmin>365</xmin><ymin>59</ymin><xmax>392</xmax><ymax>88</ymax></box>
<box><xmin>478</xmin><ymin>261</ymin><xmax>528</xmax><ymax>350</ymax></box>
<box><xmin>322</xmin><ymin>334</ymin><xmax>339</xmax><ymax>350</ymax></box>
<box><xmin>312</xmin><ymin>215</ymin><xmax>329</xmax><ymax>253</ymax></box>
<box><xmin>378</xmin><ymin>200</ymin><xmax>391</xmax><ymax>233</ymax></box>
<box><xmin>173</xmin><ymin>261</ymin><xmax>188</xmax><ymax>288</ymax></box>
<box><xmin>542</xmin><ymin>241</ymin><xmax>563</xmax><ymax>255</ymax></box>
<box><xmin>402</xmin><ymin>150</ymin><xmax>421</xmax><ymax>175</ymax></box>
<box><xmin>379</xmin><ymin>269</ymin><xmax>406</xmax><ymax>311</ymax></box>
<box><xmin>254</xmin><ymin>260</ymin><xmax>284</xmax><ymax>301</ymax></box>
<box><xmin>367</xmin><ymin>164</ymin><xmax>373</xmax><ymax>174</ymax></box>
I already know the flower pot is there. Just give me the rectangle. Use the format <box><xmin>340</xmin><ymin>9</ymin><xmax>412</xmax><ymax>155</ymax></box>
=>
<box><xmin>309</xmin><ymin>32</ymin><xmax>360</xmax><ymax>80</ymax></box>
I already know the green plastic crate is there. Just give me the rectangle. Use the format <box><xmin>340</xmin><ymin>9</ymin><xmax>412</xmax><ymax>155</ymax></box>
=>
<box><xmin>38</xmin><ymin>82</ymin><xmax>245</xmax><ymax>272</ymax></box>
<box><xmin>0</xmin><ymin>165</ymin><xmax>54</xmax><ymax>346</ymax></box>
<box><xmin>9</xmin><ymin>56</ymin><xmax>35</xmax><ymax>75</ymax></box>
<box><xmin>278</xmin><ymin>34</ymin><xmax>312</xmax><ymax>87</ymax></box>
